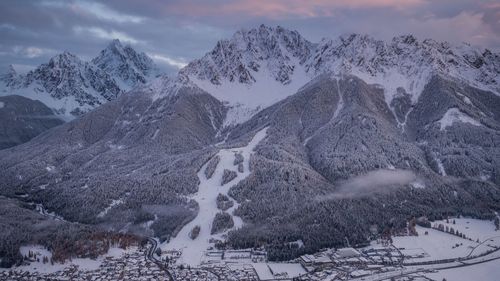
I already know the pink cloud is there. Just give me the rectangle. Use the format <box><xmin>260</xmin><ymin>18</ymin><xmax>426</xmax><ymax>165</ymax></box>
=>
<box><xmin>166</xmin><ymin>0</ymin><xmax>426</xmax><ymax>19</ymax></box>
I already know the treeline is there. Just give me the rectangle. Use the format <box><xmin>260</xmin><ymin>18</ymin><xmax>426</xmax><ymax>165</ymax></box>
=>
<box><xmin>0</xmin><ymin>197</ymin><xmax>144</xmax><ymax>267</ymax></box>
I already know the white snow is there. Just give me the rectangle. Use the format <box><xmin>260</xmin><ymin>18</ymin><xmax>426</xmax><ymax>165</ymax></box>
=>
<box><xmin>455</xmin><ymin>91</ymin><xmax>473</xmax><ymax>105</ymax></box>
<box><xmin>389</xmin><ymin>219</ymin><xmax>500</xmax><ymax>265</ymax></box>
<box><xmin>410</xmin><ymin>179</ymin><xmax>425</xmax><ymax>189</ymax></box>
<box><xmin>146</xmin><ymin>75</ymin><xmax>197</xmax><ymax>102</ymax></box>
<box><xmin>252</xmin><ymin>263</ymin><xmax>275</xmax><ymax>280</ymax></box>
<box><xmin>252</xmin><ymin>262</ymin><xmax>306</xmax><ymax>280</ymax></box>
<box><xmin>434</xmin><ymin>218</ymin><xmax>500</xmax><ymax>243</ymax></box>
<box><xmin>163</xmin><ymin>127</ymin><xmax>268</xmax><ymax>266</ymax></box>
<box><xmin>350</xmin><ymin>65</ymin><xmax>431</xmax><ymax>105</ymax></box>
<box><xmin>267</xmin><ymin>263</ymin><xmax>306</xmax><ymax>278</ymax></box>
<box><xmin>191</xmin><ymin>58</ymin><xmax>310</xmax><ymax>125</ymax></box>
<box><xmin>0</xmin><ymin>101</ymin><xmax>4</xmax><ymax>108</ymax></box>
<box><xmin>463</xmin><ymin>96</ymin><xmax>472</xmax><ymax>105</ymax></box>
<box><xmin>223</xmin><ymin>104</ymin><xmax>261</xmax><ymax>127</ymax></box>
<box><xmin>0</xmin><ymin>83</ymin><xmax>95</xmax><ymax>121</ymax></box>
<box><xmin>97</xmin><ymin>199</ymin><xmax>124</xmax><ymax>218</ymax></box>
<box><xmin>392</xmin><ymin>225</ymin><xmax>478</xmax><ymax>262</ymax></box>
<box><xmin>151</xmin><ymin>128</ymin><xmax>160</xmax><ymax>139</ymax></box>
<box><xmin>2</xmin><ymin>245</ymin><xmax>135</xmax><ymax>274</ymax></box>
<box><xmin>35</xmin><ymin>204</ymin><xmax>64</xmax><ymax>221</ymax></box>
<box><xmin>106</xmin><ymin>142</ymin><xmax>125</xmax><ymax>150</ymax></box>
<box><xmin>436</xmin><ymin>156</ymin><xmax>447</xmax><ymax>176</ymax></box>
<box><xmin>438</xmin><ymin>108</ymin><xmax>482</xmax><ymax>130</ymax></box>
<box><xmin>425</xmin><ymin>258</ymin><xmax>500</xmax><ymax>281</ymax></box>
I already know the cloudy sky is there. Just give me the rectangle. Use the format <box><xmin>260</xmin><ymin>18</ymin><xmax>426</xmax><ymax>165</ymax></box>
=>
<box><xmin>1</xmin><ymin>0</ymin><xmax>499</xmax><ymax>74</ymax></box>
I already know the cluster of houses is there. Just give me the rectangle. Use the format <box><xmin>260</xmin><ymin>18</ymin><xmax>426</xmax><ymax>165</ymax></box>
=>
<box><xmin>1</xmin><ymin>248</ymin><xmax>169</xmax><ymax>281</ymax></box>
<box><xmin>296</xmin><ymin>246</ymin><xmax>407</xmax><ymax>280</ymax></box>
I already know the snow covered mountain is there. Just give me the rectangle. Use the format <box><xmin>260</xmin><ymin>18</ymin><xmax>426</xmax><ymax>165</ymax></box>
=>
<box><xmin>92</xmin><ymin>39</ymin><xmax>160</xmax><ymax>88</ymax></box>
<box><xmin>181</xmin><ymin>25</ymin><xmax>314</xmax><ymax>125</ymax></box>
<box><xmin>306</xmin><ymin>34</ymin><xmax>500</xmax><ymax>104</ymax></box>
<box><xmin>1</xmin><ymin>25</ymin><xmax>500</xmax><ymax>267</ymax></box>
<box><xmin>0</xmin><ymin>40</ymin><xmax>159</xmax><ymax>119</ymax></box>
<box><xmin>182</xmin><ymin>25</ymin><xmax>499</xmax><ymax>126</ymax></box>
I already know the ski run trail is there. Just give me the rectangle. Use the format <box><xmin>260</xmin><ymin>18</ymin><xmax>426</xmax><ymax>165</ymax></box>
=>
<box><xmin>162</xmin><ymin>127</ymin><xmax>269</xmax><ymax>266</ymax></box>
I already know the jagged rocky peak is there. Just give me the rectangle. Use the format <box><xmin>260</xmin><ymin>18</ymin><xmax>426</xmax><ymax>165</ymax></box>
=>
<box><xmin>10</xmin><ymin>50</ymin><xmax>122</xmax><ymax>118</ymax></box>
<box><xmin>27</xmin><ymin>51</ymin><xmax>121</xmax><ymax>101</ymax></box>
<box><xmin>0</xmin><ymin>65</ymin><xmax>18</xmax><ymax>85</ymax></box>
<box><xmin>31</xmin><ymin>51</ymin><xmax>90</xmax><ymax>83</ymax></box>
<box><xmin>182</xmin><ymin>24</ymin><xmax>314</xmax><ymax>85</ymax></box>
<box><xmin>0</xmin><ymin>39</ymin><xmax>161</xmax><ymax>120</ymax></box>
<box><xmin>307</xmin><ymin>32</ymin><xmax>499</xmax><ymax>103</ymax></box>
<box><xmin>2</xmin><ymin>64</ymin><xmax>17</xmax><ymax>76</ymax></box>
<box><xmin>48</xmin><ymin>51</ymin><xmax>82</xmax><ymax>67</ymax></box>
<box><xmin>92</xmin><ymin>39</ymin><xmax>159</xmax><ymax>87</ymax></box>
<box><xmin>308</xmin><ymin>33</ymin><xmax>387</xmax><ymax>75</ymax></box>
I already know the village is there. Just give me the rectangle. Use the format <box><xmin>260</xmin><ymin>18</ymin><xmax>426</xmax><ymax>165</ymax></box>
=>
<box><xmin>2</xmin><ymin>217</ymin><xmax>500</xmax><ymax>281</ymax></box>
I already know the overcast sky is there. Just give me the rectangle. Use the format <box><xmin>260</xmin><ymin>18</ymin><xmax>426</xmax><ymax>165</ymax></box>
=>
<box><xmin>1</xmin><ymin>0</ymin><xmax>499</xmax><ymax>74</ymax></box>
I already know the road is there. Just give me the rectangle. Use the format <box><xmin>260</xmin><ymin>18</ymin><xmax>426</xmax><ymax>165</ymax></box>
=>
<box><xmin>145</xmin><ymin>237</ymin><xmax>175</xmax><ymax>281</ymax></box>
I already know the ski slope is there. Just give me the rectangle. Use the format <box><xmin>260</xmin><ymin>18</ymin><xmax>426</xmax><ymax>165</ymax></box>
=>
<box><xmin>162</xmin><ymin>127</ymin><xmax>269</xmax><ymax>266</ymax></box>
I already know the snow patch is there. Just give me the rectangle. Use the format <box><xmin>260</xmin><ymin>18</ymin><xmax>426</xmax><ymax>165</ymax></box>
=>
<box><xmin>191</xmin><ymin>58</ymin><xmax>310</xmax><ymax>125</ymax></box>
<box><xmin>0</xmin><ymin>101</ymin><xmax>4</xmax><ymax>108</ymax></box>
<box><xmin>438</xmin><ymin>108</ymin><xmax>482</xmax><ymax>130</ymax></box>
<box><xmin>425</xmin><ymin>259</ymin><xmax>500</xmax><ymax>281</ymax></box>
<box><xmin>97</xmin><ymin>199</ymin><xmax>124</xmax><ymax>218</ymax></box>
<box><xmin>436</xmin><ymin>157</ymin><xmax>447</xmax><ymax>176</ymax></box>
<box><xmin>35</xmin><ymin>204</ymin><xmax>64</xmax><ymax>221</ymax></box>
<box><xmin>151</xmin><ymin>128</ymin><xmax>160</xmax><ymax>140</ymax></box>
<box><xmin>223</xmin><ymin>104</ymin><xmax>261</xmax><ymax>127</ymax></box>
<box><xmin>0</xmin><ymin>81</ymin><xmax>98</xmax><ymax>121</ymax></box>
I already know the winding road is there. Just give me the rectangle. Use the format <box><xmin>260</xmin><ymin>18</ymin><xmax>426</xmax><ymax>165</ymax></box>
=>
<box><xmin>145</xmin><ymin>237</ymin><xmax>175</xmax><ymax>281</ymax></box>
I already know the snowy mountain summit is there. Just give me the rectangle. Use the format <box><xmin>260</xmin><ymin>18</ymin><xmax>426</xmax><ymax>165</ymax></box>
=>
<box><xmin>0</xmin><ymin>40</ymin><xmax>159</xmax><ymax>119</ymax></box>
<box><xmin>183</xmin><ymin>25</ymin><xmax>313</xmax><ymax>85</ymax></box>
<box><xmin>181</xmin><ymin>25</ymin><xmax>499</xmax><ymax>125</ymax></box>
<box><xmin>180</xmin><ymin>25</ymin><xmax>315</xmax><ymax>124</ymax></box>
<box><xmin>92</xmin><ymin>39</ymin><xmax>160</xmax><ymax>88</ymax></box>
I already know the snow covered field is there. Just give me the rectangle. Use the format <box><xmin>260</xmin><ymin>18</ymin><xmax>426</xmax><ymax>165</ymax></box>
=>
<box><xmin>0</xmin><ymin>245</ymin><xmax>135</xmax><ymax>274</ymax></box>
<box><xmin>392</xmin><ymin>226</ymin><xmax>477</xmax><ymax>262</ymax></box>
<box><xmin>434</xmin><ymin>218</ymin><xmax>500</xmax><ymax>242</ymax></box>
<box><xmin>162</xmin><ymin>127</ymin><xmax>269</xmax><ymax>266</ymax></box>
<box><xmin>390</xmin><ymin>218</ymin><xmax>500</xmax><ymax>264</ymax></box>
<box><xmin>425</xmin><ymin>259</ymin><xmax>500</xmax><ymax>281</ymax></box>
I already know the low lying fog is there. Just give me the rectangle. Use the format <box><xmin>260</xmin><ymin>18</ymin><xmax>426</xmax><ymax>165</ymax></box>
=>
<box><xmin>319</xmin><ymin>169</ymin><xmax>417</xmax><ymax>200</ymax></box>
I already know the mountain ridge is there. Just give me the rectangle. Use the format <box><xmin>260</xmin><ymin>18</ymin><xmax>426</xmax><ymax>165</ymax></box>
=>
<box><xmin>0</xmin><ymin>24</ymin><xmax>499</xmax><ymax>266</ymax></box>
<box><xmin>0</xmin><ymin>39</ymin><xmax>160</xmax><ymax>119</ymax></box>
<box><xmin>180</xmin><ymin>25</ymin><xmax>499</xmax><ymax>126</ymax></box>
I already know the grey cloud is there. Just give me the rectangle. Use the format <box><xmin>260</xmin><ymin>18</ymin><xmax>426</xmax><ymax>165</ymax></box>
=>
<box><xmin>0</xmin><ymin>0</ymin><xmax>498</xmax><ymax>75</ymax></box>
<box><xmin>318</xmin><ymin>169</ymin><xmax>417</xmax><ymax>200</ymax></box>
